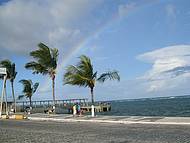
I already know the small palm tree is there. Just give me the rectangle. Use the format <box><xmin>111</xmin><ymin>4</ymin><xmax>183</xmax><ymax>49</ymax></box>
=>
<box><xmin>63</xmin><ymin>55</ymin><xmax>120</xmax><ymax>103</ymax></box>
<box><xmin>25</xmin><ymin>43</ymin><xmax>58</xmax><ymax>109</ymax></box>
<box><xmin>18</xmin><ymin>79</ymin><xmax>39</xmax><ymax>108</ymax></box>
<box><xmin>0</xmin><ymin>60</ymin><xmax>17</xmax><ymax>112</ymax></box>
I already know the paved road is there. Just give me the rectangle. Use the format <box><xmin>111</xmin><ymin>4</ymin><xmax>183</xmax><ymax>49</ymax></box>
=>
<box><xmin>0</xmin><ymin>120</ymin><xmax>190</xmax><ymax>143</ymax></box>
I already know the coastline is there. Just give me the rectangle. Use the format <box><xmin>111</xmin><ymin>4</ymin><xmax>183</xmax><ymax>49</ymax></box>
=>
<box><xmin>27</xmin><ymin>113</ymin><xmax>190</xmax><ymax>125</ymax></box>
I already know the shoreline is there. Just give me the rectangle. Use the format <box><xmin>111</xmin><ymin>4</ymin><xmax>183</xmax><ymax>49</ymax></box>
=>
<box><xmin>27</xmin><ymin>113</ymin><xmax>190</xmax><ymax>125</ymax></box>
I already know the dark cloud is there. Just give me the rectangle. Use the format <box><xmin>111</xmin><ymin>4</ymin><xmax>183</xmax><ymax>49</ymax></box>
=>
<box><xmin>164</xmin><ymin>66</ymin><xmax>190</xmax><ymax>77</ymax></box>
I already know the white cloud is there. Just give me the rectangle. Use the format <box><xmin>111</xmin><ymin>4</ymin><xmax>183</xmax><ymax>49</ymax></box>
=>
<box><xmin>0</xmin><ymin>0</ymin><xmax>103</xmax><ymax>56</ymax></box>
<box><xmin>137</xmin><ymin>45</ymin><xmax>190</xmax><ymax>92</ymax></box>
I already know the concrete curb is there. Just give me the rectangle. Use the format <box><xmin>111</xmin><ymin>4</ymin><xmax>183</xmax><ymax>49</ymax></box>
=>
<box><xmin>0</xmin><ymin>114</ymin><xmax>26</xmax><ymax>120</ymax></box>
<box><xmin>28</xmin><ymin>117</ymin><xmax>190</xmax><ymax>125</ymax></box>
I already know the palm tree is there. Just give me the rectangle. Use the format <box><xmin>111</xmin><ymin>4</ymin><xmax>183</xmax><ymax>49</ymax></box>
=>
<box><xmin>63</xmin><ymin>55</ymin><xmax>120</xmax><ymax>104</ymax></box>
<box><xmin>25</xmin><ymin>43</ymin><xmax>59</xmax><ymax>109</ymax></box>
<box><xmin>18</xmin><ymin>79</ymin><xmax>39</xmax><ymax>108</ymax></box>
<box><xmin>0</xmin><ymin>60</ymin><xmax>17</xmax><ymax>112</ymax></box>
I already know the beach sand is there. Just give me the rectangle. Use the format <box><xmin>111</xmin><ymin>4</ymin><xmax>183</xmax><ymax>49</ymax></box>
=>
<box><xmin>0</xmin><ymin>120</ymin><xmax>190</xmax><ymax>143</ymax></box>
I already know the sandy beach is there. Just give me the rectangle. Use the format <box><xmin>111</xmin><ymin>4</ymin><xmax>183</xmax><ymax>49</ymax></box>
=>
<box><xmin>0</xmin><ymin>120</ymin><xmax>190</xmax><ymax>143</ymax></box>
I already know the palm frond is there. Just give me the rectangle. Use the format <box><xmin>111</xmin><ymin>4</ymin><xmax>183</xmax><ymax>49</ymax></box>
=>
<box><xmin>64</xmin><ymin>68</ymin><xmax>88</xmax><ymax>86</ymax></box>
<box><xmin>0</xmin><ymin>60</ymin><xmax>17</xmax><ymax>82</ymax></box>
<box><xmin>51</xmin><ymin>48</ymin><xmax>59</xmax><ymax>69</ymax></box>
<box><xmin>64</xmin><ymin>55</ymin><xmax>98</xmax><ymax>88</ymax></box>
<box><xmin>0</xmin><ymin>60</ymin><xmax>11</xmax><ymax>68</ymax></box>
<box><xmin>32</xmin><ymin>83</ymin><xmax>39</xmax><ymax>94</ymax></box>
<box><xmin>0</xmin><ymin>59</ymin><xmax>12</xmax><ymax>79</ymax></box>
<box><xmin>97</xmin><ymin>71</ymin><xmax>120</xmax><ymax>83</ymax></box>
<box><xmin>25</xmin><ymin>61</ymin><xmax>48</xmax><ymax>75</ymax></box>
<box><xmin>64</xmin><ymin>65</ymin><xmax>91</xmax><ymax>87</ymax></box>
<box><xmin>19</xmin><ymin>79</ymin><xmax>32</xmax><ymax>96</ymax></box>
<box><xmin>92</xmin><ymin>71</ymin><xmax>97</xmax><ymax>79</ymax></box>
<box><xmin>19</xmin><ymin>79</ymin><xmax>31</xmax><ymax>85</ymax></box>
<box><xmin>31</xmin><ymin>43</ymin><xmax>51</xmax><ymax>66</ymax></box>
<box><xmin>78</xmin><ymin>55</ymin><xmax>93</xmax><ymax>78</ymax></box>
<box><xmin>17</xmin><ymin>95</ymin><xmax>25</xmax><ymax>100</ymax></box>
<box><xmin>64</xmin><ymin>75</ymin><xmax>89</xmax><ymax>87</ymax></box>
<box><xmin>67</xmin><ymin>65</ymin><xmax>81</xmax><ymax>74</ymax></box>
<box><xmin>19</xmin><ymin>79</ymin><xmax>38</xmax><ymax>99</ymax></box>
<box><xmin>26</xmin><ymin>43</ymin><xmax>58</xmax><ymax>76</ymax></box>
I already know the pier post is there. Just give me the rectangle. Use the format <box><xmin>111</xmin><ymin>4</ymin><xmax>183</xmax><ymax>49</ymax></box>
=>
<box><xmin>91</xmin><ymin>105</ymin><xmax>95</xmax><ymax>117</ymax></box>
<box><xmin>0</xmin><ymin>69</ymin><xmax>7</xmax><ymax>118</ymax></box>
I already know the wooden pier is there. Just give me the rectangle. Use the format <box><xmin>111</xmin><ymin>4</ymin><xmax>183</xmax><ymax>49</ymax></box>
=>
<box><xmin>81</xmin><ymin>103</ymin><xmax>111</xmax><ymax>112</ymax></box>
<box><xmin>15</xmin><ymin>99</ymin><xmax>111</xmax><ymax>113</ymax></box>
<box><xmin>16</xmin><ymin>98</ymin><xmax>87</xmax><ymax>108</ymax></box>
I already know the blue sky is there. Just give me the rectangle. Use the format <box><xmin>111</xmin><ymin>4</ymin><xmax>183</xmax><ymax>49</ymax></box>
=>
<box><xmin>0</xmin><ymin>0</ymin><xmax>190</xmax><ymax>101</ymax></box>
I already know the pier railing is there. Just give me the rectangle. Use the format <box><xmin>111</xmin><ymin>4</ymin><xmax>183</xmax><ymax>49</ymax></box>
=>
<box><xmin>13</xmin><ymin>99</ymin><xmax>111</xmax><ymax>113</ymax></box>
<box><xmin>16</xmin><ymin>99</ymin><xmax>87</xmax><ymax>112</ymax></box>
<box><xmin>16</xmin><ymin>98</ymin><xmax>88</xmax><ymax>107</ymax></box>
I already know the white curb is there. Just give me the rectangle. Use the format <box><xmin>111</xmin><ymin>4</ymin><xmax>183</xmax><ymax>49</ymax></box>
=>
<box><xmin>28</xmin><ymin>117</ymin><xmax>190</xmax><ymax>125</ymax></box>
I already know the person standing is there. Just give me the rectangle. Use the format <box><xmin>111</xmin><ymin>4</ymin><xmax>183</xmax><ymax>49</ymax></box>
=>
<box><xmin>78</xmin><ymin>104</ymin><xmax>81</xmax><ymax>115</ymax></box>
<box><xmin>73</xmin><ymin>104</ymin><xmax>77</xmax><ymax>116</ymax></box>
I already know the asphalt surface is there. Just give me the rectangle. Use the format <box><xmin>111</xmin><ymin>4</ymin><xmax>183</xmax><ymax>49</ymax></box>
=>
<box><xmin>0</xmin><ymin>120</ymin><xmax>190</xmax><ymax>143</ymax></box>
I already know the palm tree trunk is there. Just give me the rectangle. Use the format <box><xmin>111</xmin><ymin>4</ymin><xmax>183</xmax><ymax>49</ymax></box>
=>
<box><xmin>52</xmin><ymin>75</ymin><xmax>56</xmax><ymax>109</ymax></box>
<box><xmin>11</xmin><ymin>81</ymin><xmax>16</xmax><ymax>113</ymax></box>
<box><xmin>4</xmin><ymin>79</ymin><xmax>8</xmax><ymax>115</ymax></box>
<box><xmin>90</xmin><ymin>87</ymin><xmax>94</xmax><ymax>104</ymax></box>
<box><xmin>29</xmin><ymin>96</ymin><xmax>32</xmax><ymax>108</ymax></box>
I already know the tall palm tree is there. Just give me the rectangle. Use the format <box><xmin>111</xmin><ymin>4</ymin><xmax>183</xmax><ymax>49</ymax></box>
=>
<box><xmin>0</xmin><ymin>60</ymin><xmax>17</xmax><ymax>112</ymax></box>
<box><xmin>63</xmin><ymin>55</ymin><xmax>120</xmax><ymax>103</ymax></box>
<box><xmin>25</xmin><ymin>43</ymin><xmax>59</xmax><ymax>109</ymax></box>
<box><xmin>18</xmin><ymin>79</ymin><xmax>39</xmax><ymax>108</ymax></box>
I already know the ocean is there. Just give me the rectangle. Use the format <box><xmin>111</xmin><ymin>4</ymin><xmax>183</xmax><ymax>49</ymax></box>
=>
<box><xmin>99</xmin><ymin>95</ymin><xmax>190</xmax><ymax>117</ymax></box>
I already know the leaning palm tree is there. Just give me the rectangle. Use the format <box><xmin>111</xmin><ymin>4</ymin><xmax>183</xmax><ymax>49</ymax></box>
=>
<box><xmin>0</xmin><ymin>60</ymin><xmax>17</xmax><ymax>112</ymax></box>
<box><xmin>25</xmin><ymin>43</ymin><xmax>58</xmax><ymax>109</ymax></box>
<box><xmin>63</xmin><ymin>55</ymin><xmax>120</xmax><ymax>104</ymax></box>
<box><xmin>18</xmin><ymin>79</ymin><xmax>39</xmax><ymax>108</ymax></box>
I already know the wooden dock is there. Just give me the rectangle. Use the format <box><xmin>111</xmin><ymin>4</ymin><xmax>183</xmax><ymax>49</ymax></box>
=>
<box><xmin>15</xmin><ymin>99</ymin><xmax>111</xmax><ymax>113</ymax></box>
<box><xmin>16</xmin><ymin>98</ymin><xmax>87</xmax><ymax>107</ymax></box>
<box><xmin>81</xmin><ymin>103</ymin><xmax>111</xmax><ymax>112</ymax></box>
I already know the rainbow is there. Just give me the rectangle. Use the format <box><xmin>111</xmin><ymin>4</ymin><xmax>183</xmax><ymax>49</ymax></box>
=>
<box><xmin>40</xmin><ymin>13</ymin><xmax>119</xmax><ymax>93</ymax></box>
<box><xmin>40</xmin><ymin>1</ymin><xmax>158</xmax><ymax>93</ymax></box>
<box><xmin>59</xmin><ymin>0</ymin><xmax>159</xmax><ymax>68</ymax></box>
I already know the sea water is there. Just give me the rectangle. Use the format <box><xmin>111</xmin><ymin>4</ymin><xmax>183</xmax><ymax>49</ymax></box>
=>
<box><xmin>99</xmin><ymin>95</ymin><xmax>190</xmax><ymax>117</ymax></box>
